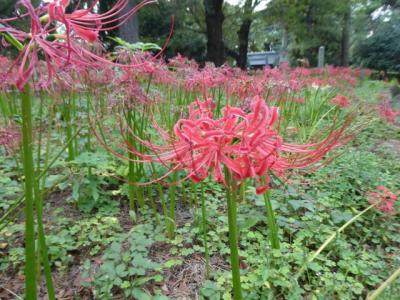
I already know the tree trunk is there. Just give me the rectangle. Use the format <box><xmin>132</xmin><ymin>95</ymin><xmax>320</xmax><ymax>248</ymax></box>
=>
<box><xmin>204</xmin><ymin>0</ymin><xmax>225</xmax><ymax>66</ymax></box>
<box><xmin>118</xmin><ymin>0</ymin><xmax>139</xmax><ymax>43</ymax></box>
<box><xmin>280</xmin><ymin>26</ymin><xmax>289</xmax><ymax>63</ymax></box>
<box><xmin>340</xmin><ymin>4</ymin><xmax>351</xmax><ymax>67</ymax></box>
<box><xmin>237</xmin><ymin>18</ymin><xmax>252</xmax><ymax>69</ymax></box>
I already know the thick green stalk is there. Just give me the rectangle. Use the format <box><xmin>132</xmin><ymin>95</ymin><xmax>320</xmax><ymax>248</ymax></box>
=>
<box><xmin>190</xmin><ymin>181</ymin><xmax>198</xmax><ymax>207</ymax></box>
<box><xmin>35</xmin><ymin>93</ymin><xmax>43</xmax><ymax>284</ymax></box>
<box><xmin>224</xmin><ymin>168</ymin><xmax>243</xmax><ymax>300</ymax></box>
<box><xmin>64</xmin><ymin>96</ymin><xmax>75</xmax><ymax>161</ymax></box>
<box><xmin>157</xmin><ymin>183</ymin><xmax>169</xmax><ymax>229</ymax></box>
<box><xmin>34</xmin><ymin>181</ymin><xmax>55</xmax><ymax>299</ymax></box>
<box><xmin>239</xmin><ymin>181</ymin><xmax>246</xmax><ymax>202</ymax></box>
<box><xmin>200</xmin><ymin>183</ymin><xmax>210</xmax><ymax>277</ymax></box>
<box><xmin>149</xmin><ymin>163</ymin><xmax>168</xmax><ymax>229</ymax></box>
<box><xmin>136</xmin><ymin>186</ymin><xmax>145</xmax><ymax>208</ymax></box>
<box><xmin>21</xmin><ymin>85</ymin><xmax>37</xmax><ymax>299</ymax></box>
<box><xmin>41</xmin><ymin>102</ymin><xmax>54</xmax><ymax>187</ymax></box>
<box><xmin>127</xmin><ymin>109</ymin><xmax>136</xmax><ymax>210</ymax></box>
<box><xmin>0</xmin><ymin>94</ymin><xmax>11</xmax><ymax>121</ymax></box>
<box><xmin>167</xmin><ymin>173</ymin><xmax>177</xmax><ymax>239</ymax></box>
<box><xmin>32</xmin><ymin>92</ymin><xmax>55</xmax><ymax>299</ymax></box>
<box><xmin>86</xmin><ymin>92</ymin><xmax>92</xmax><ymax>176</ymax></box>
<box><xmin>263</xmin><ymin>189</ymin><xmax>280</xmax><ymax>250</ymax></box>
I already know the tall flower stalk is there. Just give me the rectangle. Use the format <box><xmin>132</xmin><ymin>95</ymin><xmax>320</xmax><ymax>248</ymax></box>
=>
<box><xmin>263</xmin><ymin>189</ymin><xmax>280</xmax><ymax>249</ymax></box>
<box><xmin>224</xmin><ymin>167</ymin><xmax>243</xmax><ymax>300</ymax></box>
<box><xmin>20</xmin><ymin>85</ymin><xmax>37</xmax><ymax>299</ymax></box>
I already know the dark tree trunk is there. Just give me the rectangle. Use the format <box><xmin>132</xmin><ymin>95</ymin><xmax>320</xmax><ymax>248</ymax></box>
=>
<box><xmin>204</xmin><ymin>0</ymin><xmax>225</xmax><ymax>66</ymax></box>
<box><xmin>118</xmin><ymin>0</ymin><xmax>139</xmax><ymax>43</ymax></box>
<box><xmin>340</xmin><ymin>4</ymin><xmax>351</xmax><ymax>67</ymax></box>
<box><xmin>280</xmin><ymin>26</ymin><xmax>289</xmax><ymax>63</ymax></box>
<box><xmin>237</xmin><ymin>18</ymin><xmax>252</xmax><ymax>69</ymax></box>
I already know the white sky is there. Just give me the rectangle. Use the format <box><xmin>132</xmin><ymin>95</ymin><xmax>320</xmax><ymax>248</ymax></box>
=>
<box><xmin>225</xmin><ymin>0</ymin><xmax>269</xmax><ymax>11</ymax></box>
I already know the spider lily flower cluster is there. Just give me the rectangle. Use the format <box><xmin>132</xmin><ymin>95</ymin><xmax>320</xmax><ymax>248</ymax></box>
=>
<box><xmin>368</xmin><ymin>186</ymin><xmax>398</xmax><ymax>214</ymax></box>
<box><xmin>378</xmin><ymin>99</ymin><xmax>399</xmax><ymax>124</ymax></box>
<box><xmin>331</xmin><ymin>94</ymin><xmax>350</xmax><ymax>108</ymax></box>
<box><xmin>102</xmin><ymin>96</ymin><xmax>353</xmax><ymax>193</ymax></box>
<box><xmin>0</xmin><ymin>0</ymin><xmax>155</xmax><ymax>90</ymax></box>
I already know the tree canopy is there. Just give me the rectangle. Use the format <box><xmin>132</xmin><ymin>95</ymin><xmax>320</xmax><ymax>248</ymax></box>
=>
<box><xmin>0</xmin><ymin>0</ymin><xmax>399</xmax><ymax>70</ymax></box>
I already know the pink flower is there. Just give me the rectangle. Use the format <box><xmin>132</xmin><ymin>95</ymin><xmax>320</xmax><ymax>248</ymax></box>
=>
<box><xmin>379</xmin><ymin>100</ymin><xmax>399</xmax><ymax>124</ymax></box>
<box><xmin>100</xmin><ymin>97</ymin><xmax>353</xmax><ymax>193</ymax></box>
<box><xmin>331</xmin><ymin>94</ymin><xmax>350</xmax><ymax>108</ymax></box>
<box><xmin>368</xmin><ymin>186</ymin><xmax>398</xmax><ymax>214</ymax></box>
<box><xmin>47</xmin><ymin>0</ymin><xmax>155</xmax><ymax>43</ymax></box>
<box><xmin>0</xmin><ymin>0</ymin><xmax>158</xmax><ymax>90</ymax></box>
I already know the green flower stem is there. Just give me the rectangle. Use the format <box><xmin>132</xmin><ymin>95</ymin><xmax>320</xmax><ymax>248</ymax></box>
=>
<box><xmin>136</xmin><ymin>105</ymin><xmax>147</xmax><ymax>209</ymax></box>
<box><xmin>34</xmin><ymin>180</ymin><xmax>55</xmax><ymax>300</ymax></box>
<box><xmin>224</xmin><ymin>167</ymin><xmax>243</xmax><ymax>300</ymax></box>
<box><xmin>86</xmin><ymin>93</ymin><xmax>92</xmax><ymax>176</ymax></box>
<box><xmin>167</xmin><ymin>172</ymin><xmax>177</xmax><ymax>239</ymax></box>
<box><xmin>41</xmin><ymin>102</ymin><xmax>55</xmax><ymax>187</ymax></box>
<box><xmin>149</xmin><ymin>163</ymin><xmax>168</xmax><ymax>228</ymax></box>
<box><xmin>127</xmin><ymin>109</ymin><xmax>136</xmax><ymax>210</ymax></box>
<box><xmin>239</xmin><ymin>181</ymin><xmax>246</xmax><ymax>202</ymax></box>
<box><xmin>367</xmin><ymin>266</ymin><xmax>400</xmax><ymax>300</ymax></box>
<box><xmin>157</xmin><ymin>183</ymin><xmax>169</xmax><ymax>228</ymax></box>
<box><xmin>263</xmin><ymin>189</ymin><xmax>280</xmax><ymax>250</ymax></box>
<box><xmin>298</xmin><ymin>202</ymin><xmax>379</xmax><ymax>276</ymax></box>
<box><xmin>0</xmin><ymin>94</ymin><xmax>11</xmax><ymax>122</ymax></box>
<box><xmin>63</xmin><ymin>96</ymin><xmax>75</xmax><ymax>161</ymax></box>
<box><xmin>190</xmin><ymin>181</ymin><xmax>197</xmax><ymax>207</ymax></box>
<box><xmin>35</xmin><ymin>92</ymin><xmax>44</xmax><ymax>284</ymax></box>
<box><xmin>21</xmin><ymin>85</ymin><xmax>37</xmax><ymax>299</ymax></box>
<box><xmin>200</xmin><ymin>183</ymin><xmax>210</xmax><ymax>278</ymax></box>
<box><xmin>0</xmin><ymin>30</ymin><xmax>24</xmax><ymax>51</ymax></box>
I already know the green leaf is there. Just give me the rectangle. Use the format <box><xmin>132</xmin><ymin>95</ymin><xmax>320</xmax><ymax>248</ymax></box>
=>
<box><xmin>288</xmin><ymin>199</ymin><xmax>315</xmax><ymax>211</ymax></box>
<box><xmin>164</xmin><ymin>259</ymin><xmax>183</xmax><ymax>268</ymax></box>
<box><xmin>72</xmin><ymin>152</ymin><xmax>110</xmax><ymax>169</ymax></box>
<box><xmin>239</xmin><ymin>215</ymin><xmax>262</xmax><ymax>230</ymax></box>
<box><xmin>115</xmin><ymin>264</ymin><xmax>128</xmax><ymax>277</ymax></box>
<box><xmin>330</xmin><ymin>211</ymin><xmax>353</xmax><ymax>224</ymax></box>
<box><xmin>152</xmin><ymin>296</ymin><xmax>169</xmax><ymax>300</ymax></box>
<box><xmin>131</xmin><ymin>288</ymin><xmax>152</xmax><ymax>300</ymax></box>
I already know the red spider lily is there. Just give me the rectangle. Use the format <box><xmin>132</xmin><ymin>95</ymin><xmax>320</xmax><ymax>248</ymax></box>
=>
<box><xmin>98</xmin><ymin>96</ymin><xmax>353</xmax><ymax>193</ymax></box>
<box><xmin>47</xmin><ymin>0</ymin><xmax>156</xmax><ymax>43</ymax></box>
<box><xmin>183</xmin><ymin>63</ymin><xmax>233</xmax><ymax>97</ymax></box>
<box><xmin>379</xmin><ymin>100</ymin><xmax>399</xmax><ymax>124</ymax></box>
<box><xmin>368</xmin><ymin>186</ymin><xmax>398</xmax><ymax>214</ymax></box>
<box><xmin>331</xmin><ymin>94</ymin><xmax>350</xmax><ymax>108</ymax></box>
<box><xmin>0</xmin><ymin>0</ymin><xmax>167</xmax><ymax>90</ymax></box>
<box><xmin>116</xmin><ymin>51</ymin><xmax>174</xmax><ymax>85</ymax></box>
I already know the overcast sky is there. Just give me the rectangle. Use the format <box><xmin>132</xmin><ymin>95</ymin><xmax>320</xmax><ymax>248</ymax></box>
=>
<box><xmin>225</xmin><ymin>0</ymin><xmax>269</xmax><ymax>10</ymax></box>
